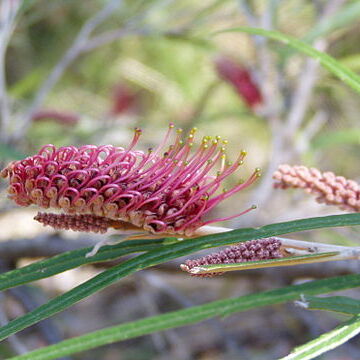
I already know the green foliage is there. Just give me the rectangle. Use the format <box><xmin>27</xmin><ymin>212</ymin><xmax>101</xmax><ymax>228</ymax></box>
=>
<box><xmin>0</xmin><ymin>238</ymin><xmax>166</xmax><ymax>292</ymax></box>
<box><xmin>299</xmin><ymin>295</ymin><xmax>360</xmax><ymax>315</ymax></box>
<box><xmin>0</xmin><ymin>214</ymin><xmax>359</xmax><ymax>346</ymax></box>
<box><xmin>8</xmin><ymin>275</ymin><xmax>360</xmax><ymax>360</ymax></box>
<box><xmin>0</xmin><ymin>143</ymin><xmax>27</xmax><ymax>161</ymax></box>
<box><xmin>303</xmin><ymin>2</ymin><xmax>360</xmax><ymax>43</ymax></box>
<box><xmin>213</xmin><ymin>27</ymin><xmax>360</xmax><ymax>95</ymax></box>
<box><xmin>312</xmin><ymin>129</ymin><xmax>360</xmax><ymax>150</ymax></box>
<box><xmin>2</xmin><ymin>4</ymin><xmax>360</xmax><ymax>359</ymax></box>
<box><xmin>280</xmin><ymin>314</ymin><xmax>360</xmax><ymax>360</ymax></box>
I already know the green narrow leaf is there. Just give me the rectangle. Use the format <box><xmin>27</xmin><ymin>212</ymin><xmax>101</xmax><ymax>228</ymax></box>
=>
<box><xmin>8</xmin><ymin>274</ymin><xmax>360</xmax><ymax>360</ymax></box>
<box><xmin>303</xmin><ymin>2</ymin><xmax>360</xmax><ymax>44</ymax></box>
<box><xmin>280</xmin><ymin>314</ymin><xmax>360</xmax><ymax>360</ymax></box>
<box><xmin>212</xmin><ymin>27</ymin><xmax>360</xmax><ymax>95</ymax></box>
<box><xmin>312</xmin><ymin>129</ymin><xmax>360</xmax><ymax>150</ymax></box>
<box><xmin>340</xmin><ymin>54</ymin><xmax>360</xmax><ymax>72</ymax></box>
<box><xmin>0</xmin><ymin>214</ymin><xmax>359</xmax><ymax>342</ymax></box>
<box><xmin>0</xmin><ymin>143</ymin><xmax>27</xmax><ymax>161</ymax></box>
<box><xmin>0</xmin><ymin>238</ymin><xmax>165</xmax><ymax>292</ymax></box>
<box><xmin>298</xmin><ymin>295</ymin><xmax>360</xmax><ymax>315</ymax></box>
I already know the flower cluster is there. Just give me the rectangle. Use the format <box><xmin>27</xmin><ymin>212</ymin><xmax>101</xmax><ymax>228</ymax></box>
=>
<box><xmin>273</xmin><ymin>164</ymin><xmax>360</xmax><ymax>212</ymax></box>
<box><xmin>181</xmin><ymin>238</ymin><xmax>282</xmax><ymax>277</ymax></box>
<box><xmin>1</xmin><ymin>125</ymin><xmax>260</xmax><ymax>236</ymax></box>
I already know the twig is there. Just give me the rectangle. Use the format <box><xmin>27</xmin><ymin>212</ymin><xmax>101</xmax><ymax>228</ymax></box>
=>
<box><xmin>181</xmin><ymin>80</ymin><xmax>221</xmax><ymax>134</ymax></box>
<box><xmin>80</xmin><ymin>27</ymin><xmax>150</xmax><ymax>53</ymax></box>
<box><xmin>0</xmin><ymin>234</ymin><xmax>100</xmax><ymax>260</ymax></box>
<box><xmin>236</xmin><ymin>0</ymin><xmax>347</xmax><ymax>226</ymax></box>
<box><xmin>281</xmin><ymin>0</ymin><xmax>346</xmax><ymax>144</ymax></box>
<box><xmin>135</xmin><ymin>274</ymin><xmax>170</xmax><ymax>354</ymax></box>
<box><xmin>8</xmin><ymin>286</ymin><xmax>73</xmax><ymax>360</ymax></box>
<box><xmin>236</xmin><ymin>0</ymin><xmax>258</xmax><ymax>27</ymax></box>
<box><xmin>141</xmin><ymin>271</ymin><xmax>247</xmax><ymax>358</ymax></box>
<box><xmin>14</xmin><ymin>0</ymin><xmax>124</xmax><ymax>141</ymax></box>
<box><xmin>283</xmin><ymin>40</ymin><xmax>326</xmax><ymax>141</ymax></box>
<box><xmin>0</xmin><ymin>0</ymin><xmax>22</xmax><ymax>142</ymax></box>
<box><xmin>0</xmin><ymin>292</ymin><xmax>28</xmax><ymax>355</ymax></box>
<box><xmin>80</xmin><ymin>1</ymin><xmax>162</xmax><ymax>53</ymax></box>
<box><xmin>294</xmin><ymin>110</ymin><xmax>327</xmax><ymax>155</ymax></box>
<box><xmin>0</xmin><ymin>259</ymin><xmax>72</xmax><ymax>359</ymax></box>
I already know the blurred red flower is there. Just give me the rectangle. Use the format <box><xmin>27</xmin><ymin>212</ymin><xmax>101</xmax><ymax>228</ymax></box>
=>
<box><xmin>32</xmin><ymin>109</ymin><xmax>79</xmax><ymax>126</ymax></box>
<box><xmin>214</xmin><ymin>56</ymin><xmax>263</xmax><ymax>109</ymax></box>
<box><xmin>110</xmin><ymin>84</ymin><xmax>137</xmax><ymax>115</ymax></box>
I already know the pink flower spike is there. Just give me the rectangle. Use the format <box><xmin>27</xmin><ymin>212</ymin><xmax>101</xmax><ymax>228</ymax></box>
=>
<box><xmin>181</xmin><ymin>238</ymin><xmax>282</xmax><ymax>277</ymax></box>
<box><xmin>273</xmin><ymin>164</ymin><xmax>360</xmax><ymax>212</ymax></box>
<box><xmin>1</xmin><ymin>126</ymin><xmax>260</xmax><ymax>236</ymax></box>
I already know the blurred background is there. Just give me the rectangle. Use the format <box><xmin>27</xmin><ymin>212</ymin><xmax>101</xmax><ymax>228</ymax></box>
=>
<box><xmin>0</xmin><ymin>0</ymin><xmax>359</xmax><ymax>359</ymax></box>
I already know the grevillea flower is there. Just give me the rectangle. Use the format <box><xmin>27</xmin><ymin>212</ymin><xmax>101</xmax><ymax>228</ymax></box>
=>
<box><xmin>273</xmin><ymin>164</ymin><xmax>360</xmax><ymax>212</ymax></box>
<box><xmin>214</xmin><ymin>56</ymin><xmax>263</xmax><ymax>109</ymax></box>
<box><xmin>1</xmin><ymin>125</ymin><xmax>260</xmax><ymax>237</ymax></box>
<box><xmin>181</xmin><ymin>238</ymin><xmax>282</xmax><ymax>277</ymax></box>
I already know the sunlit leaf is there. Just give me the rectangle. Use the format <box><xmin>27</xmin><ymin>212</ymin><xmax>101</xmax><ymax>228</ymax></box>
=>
<box><xmin>280</xmin><ymin>314</ymin><xmax>360</xmax><ymax>360</ymax></box>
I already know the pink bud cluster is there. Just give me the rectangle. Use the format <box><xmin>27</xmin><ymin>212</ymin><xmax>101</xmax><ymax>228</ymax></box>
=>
<box><xmin>181</xmin><ymin>238</ymin><xmax>282</xmax><ymax>277</ymax></box>
<box><xmin>273</xmin><ymin>165</ymin><xmax>360</xmax><ymax>212</ymax></box>
<box><xmin>34</xmin><ymin>212</ymin><xmax>113</xmax><ymax>234</ymax></box>
<box><xmin>1</xmin><ymin>125</ymin><xmax>260</xmax><ymax>236</ymax></box>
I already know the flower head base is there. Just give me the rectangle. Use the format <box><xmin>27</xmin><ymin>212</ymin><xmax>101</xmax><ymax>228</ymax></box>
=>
<box><xmin>181</xmin><ymin>238</ymin><xmax>282</xmax><ymax>277</ymax></box>
<box><xmin>273</xmin><ymin>164</ymin><xmax>360</xmax><ymax>212</ymax></box>
<box><xmin>1</xmin><ymin>125</ymin><xmax>260</xmax><ymax>236</ymax></box>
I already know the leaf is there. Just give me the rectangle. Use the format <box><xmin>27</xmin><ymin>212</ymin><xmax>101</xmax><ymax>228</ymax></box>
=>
<box><xmin>0</xmin><ymin>213</ymin><xmax>359</xmax><ymax>342</ymax></box>
<box><xmin>8</xmin><ymin>274</ymin><xmax>360</xmax><ymax>360</ymax></box>
<box><xmin>298</xmin><ymin>295</ymin><xmax>360</xmax><ymax>315</ymax></box>
<box><xmin>302</xmin><ymin>2</ymin><xmax>360</xmax><ymax>44</ymax></box>
<box><xmin>311</xmin><ymin>129</ymin><xmax>360</xmax><ymax>150</ymax></box>
<box><xmin>213</xmin><ymin>27</ymin><xmax>360</xmax><ymax>95</ymax></box>
<box><xmin>280</xmin><ymin>314</ymin><xmax>360</xmax><ymax>360</ymax></box>
<box><xmin>0</xmin><ymin>238</ymin><xmax>166</xmax><ymax>292</ymax></box>
<box><xmin>340</xmin><ymin>54</ymin><xmax>360</xmax><ymax>72</ymax></box>
<box><xmin>0</xmin><ymin>143</ymin><xmax>27</xmax><ymax>161</ymax></box>
<box><xmin>9</xmin><ymin>68</ymin><xmax>46</xmax><ymax>98</ymax></box>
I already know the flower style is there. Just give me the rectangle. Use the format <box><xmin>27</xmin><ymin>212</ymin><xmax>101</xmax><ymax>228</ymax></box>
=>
<box><xmin>181</xmin><ymin>238</ymin><xmax>282</xmax><ymax>277</ymax></box>
<box><xmin>1</xmin><ymin>125</ymin><xmax>260</xmax><ymax>236</ymax></box>
<box><xmin>273</xmin><ymin>164</ymin><xmax>360</xmax><ymax>212</ymax></box>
